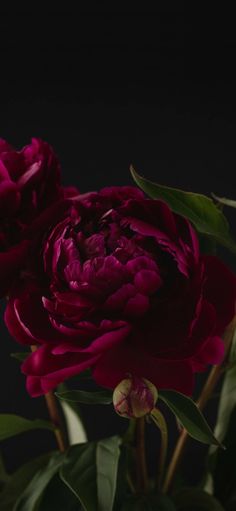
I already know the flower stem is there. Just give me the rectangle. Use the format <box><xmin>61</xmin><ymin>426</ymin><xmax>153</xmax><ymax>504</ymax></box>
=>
<box><xmin>136</xmin><ymin>417</ymin><xmax>148</xmax><ymax>492</ymax></box>
<box><xmin>126</xmin><ymin>472</ymin><xmax>136</xmax><ymax>494</ymax></box>
<box><xmin>44</xmin><ymin>391</ymin><xmax>68</xmax><ymax>453</ymax></box>
<box><xmin>151</xmin><ymin>408</ymin><xmax>168</xmax><ymax>489</ymax></box>
<box><xmin>162</xmin><ymin>317</ymin><xmax>236</xmax><ymax>494</ymax></box>
<box><xmin>31</xmin><ymin>346</ymin><xmax>67</xmax><ymax>453</ymax></box>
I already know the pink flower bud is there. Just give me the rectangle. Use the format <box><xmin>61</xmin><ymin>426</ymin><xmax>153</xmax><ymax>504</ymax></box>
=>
<box><xmin>113</xmin><ymin>376</ymin><xmax>158</xmax><ymax>418</ymax></box>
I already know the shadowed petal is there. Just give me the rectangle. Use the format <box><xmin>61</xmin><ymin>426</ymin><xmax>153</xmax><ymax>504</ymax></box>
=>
<box><xmin>93</xmin><ymin>343</ymin><xmax>194</xmax><ymax>395</ymax></box>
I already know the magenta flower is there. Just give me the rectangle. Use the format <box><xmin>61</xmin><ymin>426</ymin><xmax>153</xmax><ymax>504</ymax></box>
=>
<box><xmin>5</xmin><ymin>186</ymin><xmax>236</xmax><ymax>396</ymax></box>
<box><xmin>0</xmin><ymin>138</ymin><xmax>77</xmax><ymax>297</ymax></box>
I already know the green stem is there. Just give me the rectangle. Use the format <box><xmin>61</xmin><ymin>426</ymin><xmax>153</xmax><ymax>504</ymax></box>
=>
<box><xmin>126</xmin><ymin>472</ymin><xmax>136</xmax><ymax>494</ymax></box>
<box><xmin>123</xmin><ymin>419</ymin><xmax>137</xmax><ymax>494</ymax></box>
<box><xmin>123</xmin><ymin>418</ymin><xmax>136</xmax><ymax>444</ymax></box>
<box><xmin>151</xmin><ymin>408</ymin><xmax>168</xmax><ymax>490</ymax></box>
<box><xmin>162</xmin><ymin>316</ymin><xmax>236</xmax><ymax>494</ymax></box>
<box><xmin>31</xmin><ymin>345</ymin><xmax>67</xmax><ymax>453</ymax></box>
<box><xmin>45</xmin><ymin>391</ymin><xmax>68</xmax><ymax>453</ymax></box>
<box><xmin>136</xmin><ymin>417</ymin><xmax>148</xmax><ymax>493</ymax></box>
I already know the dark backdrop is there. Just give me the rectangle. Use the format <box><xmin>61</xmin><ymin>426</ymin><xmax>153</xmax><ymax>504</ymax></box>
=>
<box><xmin>1</xmin><ymin>6</ymin><xmax>236</xmax><ymax>485</ymax></box>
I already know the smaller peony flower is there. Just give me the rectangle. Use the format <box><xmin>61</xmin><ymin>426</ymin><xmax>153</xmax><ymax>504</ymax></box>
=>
<box><xmin>113</xmin><ymin>375</ymin><xmax>158</xmax><ymax>418</ymax></box>
<box><xmin>0</xmin><ymin>138</ymin><xmax>78</xmax><ymax>297</ymax></box>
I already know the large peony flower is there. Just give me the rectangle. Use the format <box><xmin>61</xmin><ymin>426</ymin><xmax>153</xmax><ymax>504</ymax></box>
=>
<box><xmin>5</xmin><ymin>186</ymin><xmax>236</xmax><ymax>396</ymax></box>
<box><xmin>0</xmin><ymin>138</ymin><xmax>77</xmax><ymax>297</ymax></box>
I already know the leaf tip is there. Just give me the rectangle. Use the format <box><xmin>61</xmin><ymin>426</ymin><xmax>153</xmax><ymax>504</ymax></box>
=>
<box><xmin>129</xmin><ymin>164</ymin><xmax>136</xmax><ymax>178</ymax></box>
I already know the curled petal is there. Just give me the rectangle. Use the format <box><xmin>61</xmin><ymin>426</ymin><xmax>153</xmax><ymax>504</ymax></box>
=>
<box><xmin>23</xmin><ymin>345</ymin><xmax>100</xmax><ymax>397</ymax></box>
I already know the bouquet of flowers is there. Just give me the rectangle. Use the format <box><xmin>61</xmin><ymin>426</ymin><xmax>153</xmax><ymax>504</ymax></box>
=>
<box><xmin>0</xmin><ymin>138</ymin><xmax>236</xmax><ymax>510</ymax></box>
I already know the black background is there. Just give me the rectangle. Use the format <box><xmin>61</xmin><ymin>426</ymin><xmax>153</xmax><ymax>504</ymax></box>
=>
<box><xmin>1</xmin><ymin>5</ymin><xmax>236</xmax><ymax>485</ymax></box>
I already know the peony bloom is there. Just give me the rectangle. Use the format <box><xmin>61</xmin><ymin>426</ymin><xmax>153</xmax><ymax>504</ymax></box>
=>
<box><xmin>0</xmin><ymin>138</ymin><xmax>77</xmax><ymax>297</ymax></box>
<box><xmin>5</xmin><ymin>186</ymin><xmax>236</xmax><ymax>396</ymax></box>
<box><xmin>113</xmin><ymin>376</ymin><xmax>158</xmax><ymax>418</ymax></box>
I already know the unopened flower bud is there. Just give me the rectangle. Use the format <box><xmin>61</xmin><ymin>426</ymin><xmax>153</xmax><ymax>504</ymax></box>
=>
<box><xmin>113</xmin><ymin>376</ymin><xmax>158</xmax><ymax>418</ymax></box>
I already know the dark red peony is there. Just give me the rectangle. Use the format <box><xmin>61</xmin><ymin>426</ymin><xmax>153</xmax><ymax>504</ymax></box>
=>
<box><xmin>5</xmin><ymin>186</ymin><xmax>236</xmax><ymax>396</ymax></box>
<box><xmin>0</xmin><ymin>138</ymin><xmax>76</xmax><ymax>297</ymax></box>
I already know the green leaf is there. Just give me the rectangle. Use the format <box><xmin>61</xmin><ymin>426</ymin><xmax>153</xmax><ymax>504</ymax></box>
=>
<box><xmin>113</xmin><ymin>445</ymin><xmax>132</xmax><ymax>511</ymax></box>
<box><xmin>60</xmin><ymin>442</ymin><xmax>96</xmax><ymax>511</ymax></box>
<box><xmin>121</xmin><ymin>494</ymin><xmax>176</xmax><ymax>510</ymax></box>
<box><xmin>211</xmin><ymin>326</ymin><xmax>236</xmax><ymax>444</ymax></box>
<box><xmin>69</xmin><ymin>369</ymin><xmax>93</xmax><ymax>382</ymax></box>
<box><xmin>211</xmin><ymin>406</ymin><xmax>236</xmax><ymax>504</ymax></box>
<box><xmin>205</xmin><ymin>327</ymin><xmax>236</xmax><ymax>502</ymax></box>
<box><xmin>150</xmin><ymin>409</ymin><xmax>168</xmax><ymax>487</ymax></box>
<box><xmin>212</xmin><ymin>192</ymin><xmax>236</xmax><ymax>209</ymax></box>
<box><xmin>172</xmin><ymin>488</ymin><xmax>224</xmax><ymax>511</ymax></box>
<box><xmin>56</xmin><ymin>383</ymin><xmax>87</xmax><ymax>444</ymax></box>
<box><xmin>96</xmin><ymin>436</ymin><xmax>121</xmax><ymax>511</ymax></box>
<box><xmin>57</xmin><ymin>383</ymin><xmax>85</xmax><ymax>420</ymax></box>
<box><xmin>130</xmin><ymin>166</ymin><xmax>236</xmax><ymax>253</ymax></box>
<box><xmin>60</xmin><ymin>436</ymin><xmax>121</xmax><ymax>511</ymax></box>
<box><xmin>55</xmin><ymin>389</ymin><xmax>113</xmax><ymax>405</ymax></box>
<box><xmin>10</xmin><ymin>352</ymin><xmax>29</xmax><ymax>363</ymax></box>
<box><xmin>0</xmin><ymin>452</ymin><xmax>53</xmax><ymax>511</ymax></box>
<box><xmin>38</xmin><ymin>474</ymin><xmax>82</xmax><ymax>511</ymax></box>
<box><xmin>159</xmin><ymin>390</ymin><xmax>221</xmax><ymax>446</ymax></box>
<box><xmin>0</xmin><ymin>415</ymin><xmax>55</xmax><ymax>441</ymax></box>
<box><xmin>14</xmin><ymin>452</ymin><xmax>65</xmax><ymax>511</ymax></box>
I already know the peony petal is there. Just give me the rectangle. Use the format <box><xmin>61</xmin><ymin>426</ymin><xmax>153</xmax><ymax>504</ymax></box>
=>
<box><xmin>0</xmin><ymin>138</ymin><xmax>13</xmax><ymax>153</ymax></box>
<box><xmin>125</xmin><ymin>294</ymin><xmax>149</xmax><ymax>317</ymax></box>
<box><xmin>126</xmin><ymin>256</ymin><xmax>158</xmax><ymax>274</ymax></box>
<box><xmin>202</xmin><ymin>255</ymin><xmax>236</xmax><ymax>334</ymax></box>
<box><xmin>22</xmin><ymin>344</ymin><xmax>100</xmax><ymax>396</ymax></box>
<box><xmin>192</xmin><ymin>335</ymin><xmax>225</xmax><ymax>371</ymax></box>
<box><xmin>121</xmin><ymin>216</ymin><xmax>189</xmax><ymax>277</ymax></box>
<box><xmin>119</xmin><ymin>199</ymin><xmax>178</xmax><ymax>238</ymax></box>
<box><xmin>52</xmin><ymin>321</ymin><xmax>131</xmax><ymax>355</ymax></box>
<box><xmin>93</xmin><ymin>343</ymin><xmax>194</xmax><ymax>395</ymax></box>
<box><xmin>183</xmin><ymin>299</ymin><xmax>216</xmax><ymax>358</ymax></box>
<box><xmin>100</xmin><ymin>186</ymin><xmax>145</xmax><ymax>203</ymax></box>
<box><xmin>85</xmin><ymin>322</ymin><xmax>131</xmax><ymax>354</ymax></box>
<box><xmin>17</xmin><ymin>161</ymin><xmax>41</xmax><ymax>189</ymax></box>
<box><xmin>134</xmin><ymin>270</ymin><xmax>162</xmax><ymax>295</ymax></box>
<box><xmin>0</xmin><ymin>241</ymin><xmax>29</xmax><ymax>298</ymax></box>
<box><xmin>0</xmin><ymin>159</ymin><xmax>10</xmax><ymax>181</ymax></box>
<box><xmin>84</xmin><ymin>234</ymin><xmax>105</xmax><ymax>258</ymax></box>
<box><xmin>5</xmin><ymin>296</ymin><xmax>33</xmax><ymax>345</ymax></box>
<box><xmin>53</xmin><ymin>291</ymin><xmax>94</xmax><ymax>318</ymax></box>
<box><xmin>105</xmin><ymin>284</ymin><xmax>136</xmax><ymax>310</ymax></box>
<box><xmin>23</xmin><ymin>198</ymin><xmax>71</xmax><ymax>241</ymax></box>
<box><xmin>0</xmin><ymin>180</ymin><xmax>20</xmax><ymax>216</ymax></box>
<box><xmin>83</xmin><ymin>255</ymin><xmax>128</xmax><ymax>289</ymax></box>
<box><xmin>6</xmin><ymin>281</ymin><xmax>69</xmax><ymax>344</ymax></box>
<box><xmin>64</xmin><ymin>261</ymin><xmax>82</xmax><ymax>283</ymax></box>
